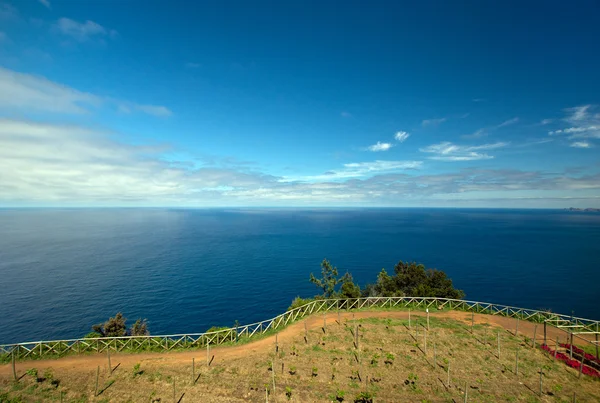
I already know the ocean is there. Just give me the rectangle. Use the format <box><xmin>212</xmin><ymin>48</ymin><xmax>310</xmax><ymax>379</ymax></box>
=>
<box><xmin>0</xmin><ymin>208</ymin><xmax>598</xmax><ymax>345</ymax></box>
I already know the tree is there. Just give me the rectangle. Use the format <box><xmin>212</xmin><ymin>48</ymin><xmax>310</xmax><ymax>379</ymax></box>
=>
<box><xmin>309</xmin><ymin>258</ymin><xmax>347</xmax><ymax>298</ymax></box>
<box><xmin>130</xmin><ymin>318</ymin><xmax>149</xmax><ymax>336</ymax></box>
<box><xmin>90</xmin><ymin>313</ymin><xmax>151</xmax><ymax>337</ymax></box>
<box><xmin>338</xmin><ymin>272</ymin><xmax>361</xmax><ymax>298</ymax></box>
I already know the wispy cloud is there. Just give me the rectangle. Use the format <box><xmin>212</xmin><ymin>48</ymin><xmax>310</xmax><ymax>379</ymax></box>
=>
<box><xmin>38</xmin><ymin>0</ymin><xmax>50</xmax><ymax>9</ymax></box>
<box><xmin>496</xmin><ymin>117</ymin><xmax>519</xmax><ymax>128</ymax></box>
<box><xmin>462</xmin><ymin>117</ymin><xmax>519</xmax><ymax>139</ymax></box>
<box><xmin>283</xmin><ymin>160</ymin><xmax>422</xmax><ymax>182</ymax></box>
<box><xmin>422</xmin><ymin>117</ymin><xmax>447</xmax><ymax>127</ymax></box>
<box><xmin>472</xmin><ymin>98</ymin><xmax>486</xmax><ymax>102</ymax></box>
<box><xmin>366</xmin><ymin>141</ymin><xmax>393</xmax><ymax>152</ymax></box>
<box><xmin>1</xmin><ymin>118</ymin><xmax>597</xmax><ymax>206</ymax></box>
<box><xmin>420</xmin><ymin>141</ymin><xmax>508</xmax><ymax>161</ymax></box>
<box><xmin>0</xmin><ymin>66</ymin><xmax>171</xmax><ymax>117</ymax></box>
<box><xmin>185</xmin><ymin>62</ymin><xmax>201</xmax><ymax>69</ymax></box>
<box><xmin>340</xmin><ymin>111</ymin><xmax>352</xmax><ymax>118</ymax></box>
<box><xmin>55</xmin><ymin>18</ymin><xmax>118</xmax><ymax>42</ymax></box>
<box><xmin>549</xmin><ymin>105</ymin><xmax>600</xmax><ymax>142</ymax></box>
<box><xmin>540</xmin><ymin>119</ymin><xmax>553</xmax><ymax>125</ymax></box>
<box><xmin>570</xmin><ymin>141</ymin><xmax>593</xmax><ymax>148</ymax></box>
<box><xmin>394</xmin><ymin>131</ymin><xmax>410</xmax><ymax>142</ymax></box>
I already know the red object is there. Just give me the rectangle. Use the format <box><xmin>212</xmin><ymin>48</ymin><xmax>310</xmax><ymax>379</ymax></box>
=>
<box><xmin>539</xmin><ymin>344</ymin><xmax>600</xmax><ymax>378</ymax></box>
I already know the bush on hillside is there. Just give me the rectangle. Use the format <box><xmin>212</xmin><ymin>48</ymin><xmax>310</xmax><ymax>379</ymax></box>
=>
<box><xmin>90</xmin><ymin>313</ymin><xmax>151</xmax><ymax>337</ymax></box>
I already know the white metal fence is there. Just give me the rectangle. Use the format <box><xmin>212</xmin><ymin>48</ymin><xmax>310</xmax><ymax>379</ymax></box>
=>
<box><xmin>1</xmin><ymin>297</ymin><xmax>598</xmax><ymax>360</ymax></box>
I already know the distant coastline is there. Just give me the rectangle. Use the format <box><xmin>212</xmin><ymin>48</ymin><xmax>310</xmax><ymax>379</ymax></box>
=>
<box><xmin>564</xmin><ymin>207</ymin><xmax>600</xmax><ymax>212</ymax></box>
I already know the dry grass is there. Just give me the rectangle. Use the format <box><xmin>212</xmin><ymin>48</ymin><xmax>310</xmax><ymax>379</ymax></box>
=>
<box><xmin>1</xmin><ymin>313</ymin><xmax>598</xmax><ymax>402</ymax></box>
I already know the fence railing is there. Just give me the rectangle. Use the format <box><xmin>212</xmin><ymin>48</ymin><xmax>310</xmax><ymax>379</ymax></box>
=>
<box><xmin>1</xmin><ymin>297</ymin><xmax>599</xmax><ymax>361</ymax></box>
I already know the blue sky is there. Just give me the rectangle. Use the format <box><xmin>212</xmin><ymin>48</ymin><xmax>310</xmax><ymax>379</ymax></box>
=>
<box><xmin>1</xmin><ymin>0</ymin><xmax>599</xmax><ymax>207</ymax></box>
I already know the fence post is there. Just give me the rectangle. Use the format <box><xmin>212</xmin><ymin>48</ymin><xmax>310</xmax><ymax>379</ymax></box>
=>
<box><xmin>408</xmin><ymin>309</ymin><xmax>411</xmax><ymax>329</ymax></box>
<box><xmin>569</xmin><ymin>333</ymin><xmax>573</xmax><ymax>360</ymax></box>
<box><xmin>463</xmin><ymin>381</ymin><xmax>468</xmax><ymax>403</ymax></box>
<box><xmin>515</xmin><ymin>349</ymin><xmax>519</xmax><ymax>376</ymax></box>
<box><xmin>427</xmin><ymin>308</ymin><xmax>430</xmax><ymax>330</ymax></box>
<box><xmin>471</xmin><ymin>311</ymin><xmax>474</xmax><ymax>333</ymax></box>
<box><xmin>95</xmin><ymin>366</ymin><xmax>99</xmax><ymax>396</ymax></box>
<box><xmin>596</xmin><ymin>333</ymin><xmax>599</xmax><ymax>360</ymax></box>
<box><xmin>543</xmin><ymin>321</ymin><xmax>547</xmax><ymax>345</ymax></box>
<box><xmin>107</xmin><ymin>350</ymin><xmax>112</xmax><ymax>374</ymax></box>
<box><xmin>11</xmin><ymin>350</ymin><xmax>17</xmax><ymax>381</ymax></box>
<box><xmin>497</xmin><ymin>332</ymin><xmax>500</xmax><ymax>359</ymax></box>
<box><xmin>532</xmin><ymin>324</ymin><xmax>537</xmax><ymax>348</ymax></box>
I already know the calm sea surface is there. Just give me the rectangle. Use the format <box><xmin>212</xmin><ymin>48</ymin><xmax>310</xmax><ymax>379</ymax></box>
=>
<box><xmin>0</xmin><ymin>208</ymin><xmax>598</xmax><ymax>344</ymax></box>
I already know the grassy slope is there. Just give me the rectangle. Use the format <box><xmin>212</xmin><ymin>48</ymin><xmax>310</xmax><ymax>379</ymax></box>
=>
<box><xmin>1</xmin><ymin>312</ymin><xmax>599</xmax><ymax>402</ymax></box>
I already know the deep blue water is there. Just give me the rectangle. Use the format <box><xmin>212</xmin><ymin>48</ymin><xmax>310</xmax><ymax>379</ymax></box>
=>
<box><xmin>0</xmin><ymin>208</ymin><xmax>599</xmax><ymax>345</ymax></box>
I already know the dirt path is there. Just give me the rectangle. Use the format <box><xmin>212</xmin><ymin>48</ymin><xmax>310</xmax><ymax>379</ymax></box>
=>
<box><xmin>0</xmin><ymin>310</ymin><xmax>591</xmax><ymax>377</ymax></box>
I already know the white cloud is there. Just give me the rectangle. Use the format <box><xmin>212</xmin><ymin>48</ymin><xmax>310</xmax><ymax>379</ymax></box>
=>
<box><xmin>496</xmin><ymin>117</ymin><xmax>519</xmax><ymax>128</ymax></box>
<box><xmin>549</xmin><ymin>105</ymin><xmax>600</xmax><ymax>142</ymax></box>
<box><xmin>422</xmin><ymin>118</ymin><xmax>446</xmax><ymax>127</ymax></box>
<box><xmin>394</xmin><ymin>131</ymin><xmax>409</xmax><ymax>142</ymax></box>
<box><xmin>283</xmin><ymin>160</ymin><xmax>422</xmax><ymax>182</ymax></box>
<box><xmin>0</xmin><ymin>66</ymin><xmax>171</xmax><ymax>117</ymax></box>
<box><xmin>462</xmin><ymin>128</ymin><xmax>487</xmax><ymax>139</ymax></box>
<box><xmin>1</xmin><ymin>118</ymin><xmax>598</xmax><ymax>207</ymax></box>
<box><xmin>341</xmin><ymin>111</ymin><xmax>352</xmax><ymax>118</ymax></box>
<box><xmin>38</xmin><ymin>0</ymin><xmax>50</xmax><ymax>8</ymax></box>
<box><xmin>366</xmin><ymin>141</ymin><xmax>393</xmax><ymax>152</ymax></box>
<box><xmin>185</xmin><ymin>62</ymin><xmax>201</xmax><ymax>69</ymax></box>
<box><xmin>420</xmin><ymin>141</ymin><xmax>508</xmax><ymax>161</ymax></box>
<box><xmin>565</xmin><ymin>105</ymin><xmax>591</xmax><ymax>122</ymax></box>
<box><xmin>540</xmin><ymin>119</ymin><xmax>553</xmax><ymax>125</ymax></box>
<box><xmin>55</xmin><ymin>18</ymin><xmax>118</xmax><ymax>42</ymax></box>
<box><xmin>570</xmin><ymin>141</ymin><xmax>593</xmax><ymax>149</ymax></box>
<box><xmin>549</xmin><ymin>126</ymin><xmax>598</xmax><ymax>135</ymax></box>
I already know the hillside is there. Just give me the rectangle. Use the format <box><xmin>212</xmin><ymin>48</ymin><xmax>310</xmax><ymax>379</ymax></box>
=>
<box><xmin>1</xmin><ymin>310</ymin><xmax>599</xmax><ymax>402</ymax></box>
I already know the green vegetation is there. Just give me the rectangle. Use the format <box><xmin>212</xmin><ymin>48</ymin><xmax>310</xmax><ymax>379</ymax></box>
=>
<box><xmin>306</xmin><ymin>258</ymin><xmax>465</xmax><ymax>301</ymax></box>
<box><xmin>89</xmin><ymin>313</ymin><xmax>149</xmax><ymax>338</ymax></box>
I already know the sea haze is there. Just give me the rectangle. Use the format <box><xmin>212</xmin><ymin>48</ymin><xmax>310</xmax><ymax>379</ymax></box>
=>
<box><xmin>0</xmin><ymin>208</ymin><xmax>598</xmax><ymax>345</ymax></box>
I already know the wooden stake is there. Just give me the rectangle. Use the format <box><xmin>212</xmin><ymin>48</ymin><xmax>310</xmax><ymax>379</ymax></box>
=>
<box><xmin>569</xmin><ymin>333</ymin><xmax>573</xmax><ymax>360</ymax></box>
<box><xmin>463</xmin><ymin>381</ymin><xmax>468</xmax><ymax>403</ymax></box>
<box><xmin>265</xmin><ymin>386</ymin><xmax>268</xmax><ymax>403</ymax></box>
<box><xmin>95</xmin><ymin>366</ymin><xmax>100</xmax><ymax>396</ymax></box>
<box><xmin>207</xmin><ymin>342</ymin><xmax>210</xmax><ymax>365</ymax></box>
<box><xmin>324</xmin><ymin>312</ymin><xmax>326</xmax><ymax>333</ymax></box>
<box><xmin>426</xmin><ymin>309</ymin><xmax>430</xmax><ymax>330</ymax></box>
<box><xmin>408</xmin><ymin>309</ymin><xmax>411</xmax><ymax>329</ymax></box>
<box><xmin>433</xmin><ymin>342</ymin><xmax>437</xmax><ymax>368</ymax></box>
<box><xmin>11</xmin><ymin>350</ymin><xmax>17</xmax><ymax>382</ymax></box>
<box><xmin>271</xmin><ymin>360</ymin><xmax>276</xmax><ymax>394</ymax></box>
<box><xmin>447</xmin><ymin>362</ymin><xmax>450</xmax><ymax>387</ymax></box>
<box><xmin>497</xmin><ymin>332</ymin><xmax>500</xmax><ymax>359</ymax></box>
<box><xmin>554</xmin><ymin>337</ymin><xmax>558</xmax><ymax>359</ymax></box>
<box><xmin>107</xmin><ymin>350</ymin><xmax>112</xmax><ymax>374</ymax></box>
<box><xmin>275</xmin><ymin>334</ymin><xmax>278</xmax><ymax>352</ymax></box>
<box><xmin>424</xmin><ymin>330</ymin><xmax>427</xmax><ymax>354</ymax></box>
<box><xmin>543</xmin><ymin>321</ymin><xmax>547</xmax><ymax>345</ymax></box>
<box><xmin>579</xmin><ymin>354</ymin><xmax>584</xmax><ymax>378</ymax></box>
<box><xmin>573</xmin><ymin>392</ymin><xmax>576</xmax><ymax>402</ymax></box>
<box><xmin>192</xmin><ymin>358</ymin><xmax>195</xmax><ymax>384</ymax></box>
<box><xmin>515</xmin><ymin>349</ymin><xmax>519</xmax><ymax>376</ymax></box>
<box><xmin>532</xmin><ymin>324</ymin><xmax>537</xmax><ymax>348</ymax></box>
<box><xmin>304</xmin><ymin>321</ymin><xmax>308</xmax><ymax>342</ymax></box>
<box><xmin>338</xmin><ymin>309</ymin><xmax>340</xmax><ymax>324</ymax></box>
<box><xmin>596</xmin><ymin>333</ymin><xmax>599</xmax><ymax>360</ymax></box>
<box><xmin>471</xmin><ymin>311</ymin><xmax>474</xmax><ymax>333</ymax></box>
